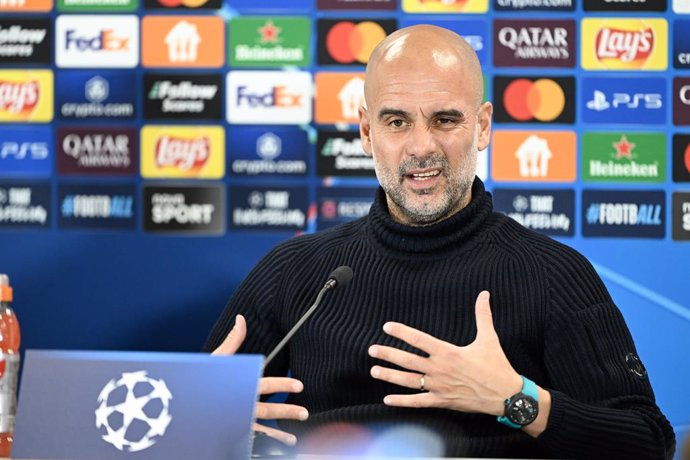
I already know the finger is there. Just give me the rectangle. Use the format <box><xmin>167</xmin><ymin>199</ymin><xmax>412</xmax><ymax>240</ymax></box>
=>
<box><xmin>370</xmin><ymin>365</ymin><xmax>427</xmax><ymax>391</ymax></box>
<box><xmin>212</xmin><ymin>315</ymin><xmax>247</xmax><ymax>355</ymax></box>
<box><xmin>381</xmin><ymin>322</ymin><xmax>440</xmax><ymax>355</ymax></box>
<box><xmin>254</xmin><ymin>423</ymin><xmax>297</xmax><ymax>446</ymax></box>
<box><xmin>382</xmin><ymin>392</ymin><xmax>437</xmax><ymax>409</ymax></box>
<box><xmin>474</xmin><ymin>291</ymin><xmax>497</xmax><ymax>341</ymax></box>
<box><xmin>259</xmin><ymin>377</ymin><xmax>304</xmax><ymax>395</ymax></box>
<box><xmin>368</xmin><ymin>345</ymin><xmax>429</xmax><ymax>374</ymax></box>
<box><xmin>255</xmin><ymin>401</ymin><xmax>309</xmax><ymax>422</ymax></box>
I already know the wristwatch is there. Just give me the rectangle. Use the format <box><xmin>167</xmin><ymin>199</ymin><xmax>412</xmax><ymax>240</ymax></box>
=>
<box><xmin>497</xmin><ymin>375</ymin><xmax>539</xmax><ymax>428</ymax></box>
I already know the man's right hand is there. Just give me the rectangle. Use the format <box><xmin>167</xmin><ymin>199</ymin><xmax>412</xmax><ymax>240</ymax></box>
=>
<box><xmin>212</xmin><ymin>315</ymin><xmax>308</xmax><ymax>446</ymax></box>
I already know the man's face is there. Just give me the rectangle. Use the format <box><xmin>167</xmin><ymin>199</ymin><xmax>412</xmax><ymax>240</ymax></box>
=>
<box><xmin>359</xmin><ymin>63</ymin><xmax>492</xmax><ymax>226</ymax></box>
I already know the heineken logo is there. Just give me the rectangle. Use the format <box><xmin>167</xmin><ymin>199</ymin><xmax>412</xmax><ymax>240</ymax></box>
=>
<box><xmin>581</xmin><ymin>132</ymin><xmax>666</xmax><ymax>183</ymax></box>
<box><xmin>229</xmin><ymin>17</ymin><xmax>311</xmax><ymax>67</ymax></box>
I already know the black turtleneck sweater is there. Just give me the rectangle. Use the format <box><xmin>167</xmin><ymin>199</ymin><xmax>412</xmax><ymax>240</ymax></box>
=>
<box><xmin>204</xmin><ymin>178</ymin><xmax>675</xmax><ymax>459</ymax></box>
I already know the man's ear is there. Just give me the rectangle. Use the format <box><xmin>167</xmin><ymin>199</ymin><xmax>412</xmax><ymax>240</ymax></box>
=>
<box><xmin>476</xmin><ymin>101</ymin><xmax>493</xmax><ymax>151</ymax></box>
<box><xmin>358</xmin><ymin>105</ymin><xmax>373</xmax><ymax>157</ymax></box>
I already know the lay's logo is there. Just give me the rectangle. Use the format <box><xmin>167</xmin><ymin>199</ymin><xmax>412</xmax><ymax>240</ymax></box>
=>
<box><xmin>582</xmin><ymin>18</ymin><xmax>667</xmax><ymax>70</ymax></box>
<box><xmin>0</xmin><ymin>70</ymin><xmax>53</xmax><ymax>122</ymax></box>
<box><xmin>141</xmin><ymin>125</ymin><xmax>224</xmax><ymax>178</ymax></box>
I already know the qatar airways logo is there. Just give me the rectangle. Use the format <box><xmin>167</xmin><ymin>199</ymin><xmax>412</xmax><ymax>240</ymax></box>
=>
<box><xmin>596</xmin><ymin>27</ymin><xmax>654</xmax><ymax>62</ymax></box>
<box><xmin>155</xmin><ymin>135</ymin><xmax>209</xmax><ymax>171</ymax></box>
<box><xmin>0</xmin><ymin>81</ymin><xmax>38</xmax><ymax>113</ymax></box>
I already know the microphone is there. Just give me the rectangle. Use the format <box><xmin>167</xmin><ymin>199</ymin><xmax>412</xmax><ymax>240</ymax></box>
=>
<box><xmin>263</xmin><ymin>266</ymin><xmax>353</xmax><ymax>368</ymax></box>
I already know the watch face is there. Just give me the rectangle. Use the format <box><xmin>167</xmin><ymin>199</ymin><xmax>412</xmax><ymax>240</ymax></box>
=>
<box><xmin>507</xmin><ymin>394</ymin><xmax>539</xmax><ymax>426</ymax></box>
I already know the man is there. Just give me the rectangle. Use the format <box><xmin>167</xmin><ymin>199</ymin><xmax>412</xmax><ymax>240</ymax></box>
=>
<box><xmin>204</xmin><ymin>25</ymin><xmax>675</xmax><ymax>459</ymax></box>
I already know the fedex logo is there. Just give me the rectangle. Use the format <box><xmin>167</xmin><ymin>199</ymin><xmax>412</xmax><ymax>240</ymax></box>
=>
<box><xmin>227</xmin><ymin>71</ymin><xmax>312</xmax><ymax>125</ymax></box>
<box><xmin>56</xmin><ymin>15</ymin><xmax>138</xmax><ymax>68</ymax></box>
<box><xmin>64</xmin><ymin>29</ymin><xmax>130</xmax><ymax>51</ymax></box>
<box><xmin>236</xmin><ymin>86</ymin><xmax>303</xmax><ymax>108</ymax></box>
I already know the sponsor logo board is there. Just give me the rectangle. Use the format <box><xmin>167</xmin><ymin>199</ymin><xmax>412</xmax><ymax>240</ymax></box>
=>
<box><xmin>57</xmin><ymin>127</ymin><xmax>137</xmax><ymax>176</ymax></box>
<box><xmin>581</xmin><ymin>132</ymin><xmax>665</xmax><ymax>183</ymax></box>
<box><xmin>491</xmin><ymin>130</ymin><xmax>576</xmax><ymax>182</ymax></box>
<box><xmin>317</xmin><ymin>130</ymin><xmax>375</xmax><ymax>177</ymax></box>
<box><xmin>317</xmin><ymin>19</ymin><xmax>396</xmax><ymax>66</ymax></box>
<box><xmin>493</xmin><ymin>188</ymin><xmax>574</xmax><ymax>236</ymax></box>
<box><xmin>141</xmin><ymin>125</ymin><xmax>224</xmax><ymax>179</ymax></box>
<box><xmin>228</xmin><ymin>126</ymin><xmax>308</xmax><ymax>176</ymax></box>
<box><xmin>399</xmin><ymin>19</ymin><xmax>488</xmax><ymax>64</ymax></box>
<box><xmin>0</xmin><ymin>126</ymin><xmax>52</xmax><ymax>177</ymax></box>
<box><xmin>493</xmin><ymin>76</ymin><xmax>575</xmax><ymax>124</ymax></box>
<box><xmin>143</xmin><ymin>0</ymin><xmax>221</xmax><ymax>9</ymax></box>
<box><xmin>0</xmin><ymin>19</ymin><xmax>51</xmax><ymax>64</ymax></box>
<box><xmin>581</xmin><ymin>18</ymin><xmax>667</xmax><ymax>71</ymax></box>
<box><xmin>673</xmin><ymin>134</ymin><xmax>690</xmax><ymax>182</ymax></box>
<box><xmin>142</xmin><ymin>16</ymin><xmax>224</xmax><ymax>68</ymax></box>
<box><xmin>144</xmin><ymin>73</ymin><xmax>221</xmax><ymax>120</ymax></box>
<box><xmin>582</xmin><ymin>189</ymin><xmax>665</xmax><ymax>238</ymax></box>
<box><xmin>582</xmin><ymin>77</ymin><xmax>665</xmax><ymax>125</ymax></box>
<box><xmin>58</xmin><ymin>0</ymin><xmax>137</xmax><ymax>12</ymax></box>
<box><xmin>57</xmin><ymin>183</ymin><xmax>136</xmax><ymax>230</ymax></box>
<box><xmin>673</xmin><ymin>192</ymin><xmax>690</xmax><ymax>241</ymax></box>
<box><xmin>230</xmin><ymin>186</ymin><xmax>308</xmax><ymax>232</ymax></box>
<box><xmin>143</xmin><ymin>184</ymin><xmax>225</xmax><ymax>235</ymax></box>
<box><xmin>223</xmin><ymin>0</ymin><xmax>311</xmax><ymax>10</ymax></box>
<box><xmin>674</xmin><ymin>19</ymin><xmax>690</xmax><ymax>69</ymax></box>
<box><xmin>0</xmin><ymin>182</ymin><xmax>50</xmax><ymax>228</ymax></box>
<box><xmin>0</xmin><ymin>70</ymin><xmax>53</xmax><ymax>122</ymax></box>
<box><xmin>583</xmin><ymin>0</ymin><xmax>666</xmax><ymax>11</ymax></box>
<box><xmin>229</xmin><ymin>17</ymin><xmax>311</xmax><ymax>68</ymax></box>
<box><xmin>56</xmin><ymin>15</ymin><xmax>139</xmax><ymax>68</ymax></box>
<box><xmin>317</xmin><ymin>186</ymin><xmax>375</xmax><ymax>230</ymax></box>
<box><xmin>674</xmin><ymin>77</ymin><xmax>690</xmax><ymax>126</ymax></box>
<box><xmin>317</xmin><ymin>0</ymin><xmax>397</xmax><ymax>9</ymax></box>
<box><xmin>56</xmin><ymin>71</ymin><xmax>135</xmax><ymax>120</ymax></box>
<box><xmin>226</xmin><ymin>71</ymin><xmax>312</xmax><ymax>125</ymax></box>
<box><xmin>493</xmin><ymin>20</ymin><xmax>575</xmax><ymax>68</ymax></box>
<box><xmin>493</xmin><ymin>0</ymin><xmax>574</xmax><ymax>10</ymax></box>
<box><xmin>0</xmin><ymin>0</ymin><xmax>52</xmax><ymax>12</ymax></box>
<box><xmin>402</xmin><ymin>0</ymin><xmax>488</xmax><ymax>12</ymax></box>
<box><xmin>315</xmin><ymin>72</ymin><xmax>364</xmax><ymax>125</ymax></box>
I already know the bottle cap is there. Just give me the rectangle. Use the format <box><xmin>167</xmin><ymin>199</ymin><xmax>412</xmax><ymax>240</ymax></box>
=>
<box><xmin>0</xmin><ymin>274</ymin><xmax>12</xmax><ymax>302</ymax></box>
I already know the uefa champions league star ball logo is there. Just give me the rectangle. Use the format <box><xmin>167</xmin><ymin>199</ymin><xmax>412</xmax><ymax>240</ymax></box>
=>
<box><xmin>95</xmin><ymin>370</ymin><xmax>173</xmax><ymax>452</ymax></box>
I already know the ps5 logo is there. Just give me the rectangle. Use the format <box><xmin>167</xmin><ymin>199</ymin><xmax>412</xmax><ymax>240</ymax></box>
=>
<box><xmin>586</xmin><ymin>90</ymin><xmax>662</xmax><ymax>111</ymax></box>
<box><xmin>0</xmin><ymin>142</ymin><xmax>49</xmax><ymax>160</ymax></box>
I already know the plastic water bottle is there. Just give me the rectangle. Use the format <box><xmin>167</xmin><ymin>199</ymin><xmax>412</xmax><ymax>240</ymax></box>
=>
<box><xmin>0</xmin><ymin>275</ymin><xmax>20</xmax><ymax>458</ymax></box>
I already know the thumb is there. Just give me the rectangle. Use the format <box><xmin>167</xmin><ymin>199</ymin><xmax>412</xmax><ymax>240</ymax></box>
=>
<box><xmin>474</xmin><ymin>291</ymin><xmax>497</xmax><ymax>341</ymax></box>
<box><xmin>212</xmin><ymin>314</ymin><xmax>247</xmax><ymax>355</ymax></box>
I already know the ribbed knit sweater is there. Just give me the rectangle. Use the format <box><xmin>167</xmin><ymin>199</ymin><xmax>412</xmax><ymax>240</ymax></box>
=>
<box><xmin>204</xmin><ymin>178</ymin><xmax>675</xmax><ymax>459</ymax></box>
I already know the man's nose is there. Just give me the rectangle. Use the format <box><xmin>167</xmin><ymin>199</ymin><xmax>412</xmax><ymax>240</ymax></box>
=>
<box><xmin>405</xmin><ymin>123</ymin><xmax>436</xmax><ymax>157</ymax></box>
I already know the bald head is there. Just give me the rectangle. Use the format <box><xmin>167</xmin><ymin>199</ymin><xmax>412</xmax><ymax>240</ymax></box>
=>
<box><xmin>364</xmin><ymin>25</ymin><xmax>484</xmax><ymax>110</ymax></box>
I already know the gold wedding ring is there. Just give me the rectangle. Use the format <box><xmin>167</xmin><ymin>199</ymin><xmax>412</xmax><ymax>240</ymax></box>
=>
<box><xmin>419</xmin><ymin>374</ymin><xmax>426</xmax><ymax>392</ymax></box>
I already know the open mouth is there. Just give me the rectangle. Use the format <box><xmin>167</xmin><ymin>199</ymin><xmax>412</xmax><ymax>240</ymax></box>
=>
<box><xmin>406</xmin><ymin>169</ymin><xmax>441</xmax><ymax>181</ymax></box>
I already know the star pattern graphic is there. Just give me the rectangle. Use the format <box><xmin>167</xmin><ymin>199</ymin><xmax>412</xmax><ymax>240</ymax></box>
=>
<box><xmin>613</xmin><ymin>135</ymin><xmax>636</xmax><ymax>160</ymax></box>
<box><xmin>258</xmin><ymin>20</ymin><xmax>281</xmax><ymax>43</ymax></box>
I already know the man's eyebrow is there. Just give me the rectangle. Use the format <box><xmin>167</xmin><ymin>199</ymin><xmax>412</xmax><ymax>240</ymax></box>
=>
<box><xmin>426</xmin><ymin>109</ymin><xmax>465</xmax><ymax>119</ymax></box>
<box><xmin>377</xmin><ymin>108</ymin><xmax>411</xmax><ymax>120</ymax></box>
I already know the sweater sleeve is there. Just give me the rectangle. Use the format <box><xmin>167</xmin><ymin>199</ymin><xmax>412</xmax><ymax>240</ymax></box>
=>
<box><xmin>535</xmin><ymin>248</ymin><xmax>675</xmax><ymax>460</ymax></box>
<box><xmin>201</xmin><ymin>242</ymin><xmax>295</xmax><ymax>377</ymax></box>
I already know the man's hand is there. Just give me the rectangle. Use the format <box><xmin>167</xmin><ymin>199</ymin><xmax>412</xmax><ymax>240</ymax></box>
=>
<box><xmin>213</xmin><ymin>315</ymin><xmax>309</xmax><ymax>446</ymax></box>
<box><xmin>368</xmin><ymin>291</ymin><xmax>523</xmax><ymax>417</ymax></box>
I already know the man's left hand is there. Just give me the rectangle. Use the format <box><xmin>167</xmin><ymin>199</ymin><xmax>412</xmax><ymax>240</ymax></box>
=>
<box><xmin>368</xmin><ymin>290</ymin><xmax>523</xmax><ymax>417</ymax></box>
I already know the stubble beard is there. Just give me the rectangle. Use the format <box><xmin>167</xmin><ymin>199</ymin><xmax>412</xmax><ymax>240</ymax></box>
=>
<box><xmin>374</xmin><ymin>139</ymin><xmax>478</xmax><ymax>226</ymax></box>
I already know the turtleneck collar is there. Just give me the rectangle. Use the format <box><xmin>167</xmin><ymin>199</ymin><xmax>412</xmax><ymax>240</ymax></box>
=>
<box><xmin>367</xmin><ymin>177</ymin><xmax>494</xmax><ymax>254</ymax></box>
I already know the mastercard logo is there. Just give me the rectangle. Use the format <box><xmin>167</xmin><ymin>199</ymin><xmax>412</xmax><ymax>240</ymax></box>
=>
<box><xmin>502</xmin><ymin>79</ymin><xmax>565</xmax><ymax>122</ymax></box>
<box><xmin>325</xmin><ymin>21</ymin><xmax>386</xmax><ymax>64</ymax></box>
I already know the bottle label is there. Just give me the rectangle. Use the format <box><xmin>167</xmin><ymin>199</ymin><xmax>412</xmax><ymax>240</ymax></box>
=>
<box><xmin>0</xmin><ymin>353</ymin><xmax>19</xmax><ymax>433</ymax></box>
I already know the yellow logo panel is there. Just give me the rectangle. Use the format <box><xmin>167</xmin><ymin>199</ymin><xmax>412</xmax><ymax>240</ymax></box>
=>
<box><xmin>402</xmin><ymin>0</ymin><xmax>488</xmax><ymax>13</ymax></box>
<box><xmin>581</xmin><ymin>18</ymin><xmax>667</xmax><ymax>71</ymax></box>
<box><xmin>0</xmin><ymin>70</ymin><xmax>53</xmax><ymax>123</ymax></box>
<box><xmin>141</xmin><ymin>125</ymin><xmax>225</xmax><ymax>179</ymax></box>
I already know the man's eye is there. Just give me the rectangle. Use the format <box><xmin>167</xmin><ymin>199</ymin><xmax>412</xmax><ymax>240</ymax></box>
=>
<box><xmin>436</xmin><ymin>118</ymin><xmax>457</xmax><ymax>125</ymax></box>
<box><xmin>389</xmin><ymin>119</ymin><xmax>406</xmax><ymax>128</ymax></box>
